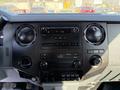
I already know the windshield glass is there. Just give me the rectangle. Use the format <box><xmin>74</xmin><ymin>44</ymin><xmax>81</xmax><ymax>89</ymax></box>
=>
<box><xmin>0</xmin><ymin>0</ymin><xmax>119</xmax><ymax>14</ymax></box>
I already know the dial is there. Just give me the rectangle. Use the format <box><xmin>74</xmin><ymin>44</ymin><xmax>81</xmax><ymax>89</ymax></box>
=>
<box><xmin>84</xmin><ymin>24</ymin><xmax>105</xmax><ymax>45</ymax></box>
<box><xmin>89</xmin><ymin>55</ymin><xmax>102</xmax><ymax>66</ymax></box>
<box><xmin>15</xmin><ymin>25</ymin><xmax>36</xmax><ymax>46</ymax></box>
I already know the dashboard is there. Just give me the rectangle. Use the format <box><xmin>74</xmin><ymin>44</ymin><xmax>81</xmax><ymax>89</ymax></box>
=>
<box><xmin>1</xmin><ymin>11</ymin><xmax>120</xmax><ymax>90</ymax></box>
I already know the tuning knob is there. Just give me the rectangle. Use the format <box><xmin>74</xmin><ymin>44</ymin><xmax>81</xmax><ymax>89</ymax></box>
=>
<box><xmin>89</xmin><ymin>55</ymin><xmax>102</xmax><ymax>66</ymax></box>
<box><xmin>73</xmin><ymin>60</ymin><xmax>81</xmax><ymax>69</ymax></box>
<box><xmin>39</xmin><ymin>61</ymin><xmax>48</xmax><ymax>70</ymax></box>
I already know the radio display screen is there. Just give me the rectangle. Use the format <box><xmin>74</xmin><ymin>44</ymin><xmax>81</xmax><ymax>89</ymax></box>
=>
<box><xmin>40</xmin><ymin>27</ymin><xmax>79</xmax><ymax>34</ymax></box>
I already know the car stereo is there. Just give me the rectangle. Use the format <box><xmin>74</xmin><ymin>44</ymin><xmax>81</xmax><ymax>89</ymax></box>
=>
<box><xmin>10</xmin><ymin>22</ymin><xmax>108</xmax><ymax>82</ymax></box>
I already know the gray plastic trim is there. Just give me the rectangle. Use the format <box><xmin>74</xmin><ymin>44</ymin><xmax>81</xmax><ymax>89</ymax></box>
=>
<box><xmin>1</xmin><ymin>10</ymin><xmax>120</xmax><ymax>22</ymax></box>
<box><xmin>8</xmin><ymin>14</ymin><xmax>120</xmax><ymax>22</ymax></box>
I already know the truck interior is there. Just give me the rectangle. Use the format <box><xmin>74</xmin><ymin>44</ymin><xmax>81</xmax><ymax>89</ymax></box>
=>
<box><xmin>0</xmin><ymin>0</ymin><xmax>120</xmax><ymax>90</ymax></box>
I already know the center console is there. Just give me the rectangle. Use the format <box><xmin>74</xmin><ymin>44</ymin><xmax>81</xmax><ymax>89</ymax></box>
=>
<box><xmin>11</xmin><ymin>22</ymin><xmax>108</xmax><ymax>82</ymax></box>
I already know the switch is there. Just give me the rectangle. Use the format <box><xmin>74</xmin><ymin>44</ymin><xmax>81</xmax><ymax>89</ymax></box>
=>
<box><xmin>73</xmin><ymin>60</ymin><xmax>81</xmax><ymax>69</ymax></box>
<box><xmin>87</xmin><ymin>50</ymin><xmax>94</xmax><ymax>54</ymax></box>
<box><xmin>93</xmin><ymin>50</ymin><xmax>99</xmax><ymax>54</ymax></box>
<box><xmin>99</xmin><ymin>49</ymin><xmax>105</xmax><ymax>54</ymax></box>
<box><xmin>39</xmin><ymin>60</ymin><xmax>48</xmax><ymax>70</ymax></box>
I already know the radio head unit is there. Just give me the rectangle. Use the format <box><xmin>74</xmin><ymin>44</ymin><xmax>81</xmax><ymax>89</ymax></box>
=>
<box><xmin>40</xmin><ymin>27</ymin><xmax>81</xmax><ymax>48</ymax></box>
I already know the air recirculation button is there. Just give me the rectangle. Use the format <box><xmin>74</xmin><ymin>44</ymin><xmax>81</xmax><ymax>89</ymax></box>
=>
<box><xmin>84</xmin><ymin>24</ymin><xmax>105</xmax><ymax>45</ymax></box>
<box><xmin>15</xmin><ymin>25</ymin><xmax>36</xmax><ymax>46</ymax></box>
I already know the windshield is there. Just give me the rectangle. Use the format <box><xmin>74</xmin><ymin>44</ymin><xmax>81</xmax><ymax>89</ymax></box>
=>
<box><xmin>0</xmin><ymin>0</ymin><xmax>119</xmax><ymax>14</ymax></box>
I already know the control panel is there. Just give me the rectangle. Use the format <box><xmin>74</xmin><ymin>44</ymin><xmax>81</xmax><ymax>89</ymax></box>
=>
<box><xmin>11</xmin><ymin>22</ymin><xmax>108</xmax><ymax>82</ymax></box>
<box><xmin>40</xmin><ymin>27</ymin><xmax>81</xmax><ymax>48</ymax></box>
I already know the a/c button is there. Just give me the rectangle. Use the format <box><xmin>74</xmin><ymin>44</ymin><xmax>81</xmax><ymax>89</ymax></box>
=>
<box><xmin>87</xmin><ymin>50</ymin><xmax>94</xmax><ymax>54</ymax></box>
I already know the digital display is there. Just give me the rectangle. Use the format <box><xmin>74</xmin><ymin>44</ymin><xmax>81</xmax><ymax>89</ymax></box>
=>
<box><xmin>41</xmin><ymin>27</ymin><xmax>79</xmax><ymax>34</ymax></box>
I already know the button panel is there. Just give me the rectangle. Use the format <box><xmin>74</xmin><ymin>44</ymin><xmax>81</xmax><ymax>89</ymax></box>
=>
<box><xmin>87</xmin><ymin>49</ymin><xmax>105</xmax><ymax>54</ymax></box>
<box><xmin>61</xmin><ymin>73</ymin><xmax>80</xmax><ymax>81</ymax></box>
<box><xmin>41</xmin><ymin>71</ymin><xmax>81</xmax><ymax>82</ymax></box>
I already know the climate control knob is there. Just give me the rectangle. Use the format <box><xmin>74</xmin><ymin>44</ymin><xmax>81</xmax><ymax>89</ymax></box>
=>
<box><xmin>89</xmin><ymin>55</ymin><xmax>102</xmax><ymax>66</ymax></box>
<box><xmin>84</xmin><ymin>24</ymin><xmax>105</xmax><ymax>45</ymax></box>
<box><xmin>15</xmin><ymin>25</ymin><xmax>36</xmax><ymax>46</ymax></box>
<box><xmin>39</xmin><ymin>61</ymin><xmax>48</xmax><ymax>70</ymax></box>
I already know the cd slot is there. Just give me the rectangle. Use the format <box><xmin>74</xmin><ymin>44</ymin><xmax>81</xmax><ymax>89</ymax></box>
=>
<box><xmin>42</xmin><ymin>42</ymin><xmax>80</xmax><ymax>47</ymax></box>
<box><xmin>40</xmin><ymin>27</ymin><xmax>79</xmax><ymax>34</ymax></box>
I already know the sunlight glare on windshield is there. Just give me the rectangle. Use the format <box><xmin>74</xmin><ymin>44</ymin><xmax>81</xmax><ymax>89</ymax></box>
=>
<box><xmin>0</xmin><ymin>0</ymin><xmax>119</xmax><ymax>14</ymax></box>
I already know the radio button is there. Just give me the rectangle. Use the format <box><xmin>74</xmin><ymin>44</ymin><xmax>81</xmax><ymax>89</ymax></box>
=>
<box><xmin>66</xmin><ymin>74</ymin><xmax>70</xmax><ymax>77</ymax></box>
<box><xmin>61</xmin><ymin>74</ymin><xmax>65</xmax><ymax>78</ymax></box>
<box><xmin>99</xmin><ymin>49</ymin><xmax>105</xmax><ymax>54</ymax></box>
<box><xmin>93</xmin><ymin>50</ymin><xmax>99</xmax><ymax>54</ymax></box>
<box><xmin>39</xmin><ymin>61</ymin><xmax>48</xmax><ymax>70</ymax></box>
<box><xmin>73</xmin><ymin>60</ymin><xmax>81</xmax><ymax>69</ymax></box>
<box><xmin>71</xmin><ymin>74</ymin><xmax>75</xmax><ymax>78</ymax></box>
<box><xmin>87</xmin><ymin>50</ymin><xmax>94</xmax><ymax>54</ymax></box>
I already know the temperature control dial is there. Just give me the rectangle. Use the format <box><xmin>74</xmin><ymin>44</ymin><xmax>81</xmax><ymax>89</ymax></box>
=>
<box><xmin>15</xmin><ymin>25</ymin><xmax>36</xmax><ymax>46</ymax></box>
<box><xmin>84</xmin><ymin>24</ymin><xmax>105</xmax><ymax>45</ymax></box>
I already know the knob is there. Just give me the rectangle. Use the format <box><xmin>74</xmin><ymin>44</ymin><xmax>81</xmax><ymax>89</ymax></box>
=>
<box><xmin>15</xmin><ymin>25</ymin><xmax>36</xmax><ymax>46</ymax></box>
<box><xmin>89</xmin><ymin>55</ymin><xmax>102</xmax><ymax>66</ymax></box>
<box><xmin>73</xmin><ymin>60</ymin><xmax>81</xmax><ymax>69</ymax></box>
<box><xmin>39</xmin><ymin>61</ymin><xmax>48</xmax><ymax>70</ymax></box>
<box><xmin>84</xmin><ymin>24</ymin><xmax>105</xmax><ymax>45</ymax></box>
<box><xmin>18</xmin><ymin>56</ymin><xmax>32</xmax><ymax>69</ymax></box>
